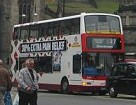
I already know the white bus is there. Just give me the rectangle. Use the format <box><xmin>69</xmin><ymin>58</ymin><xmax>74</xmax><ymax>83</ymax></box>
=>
<box><xmin>11</xmin><ymin>13</ymin><xmax>125</xmax><ymax>94</ymax></box>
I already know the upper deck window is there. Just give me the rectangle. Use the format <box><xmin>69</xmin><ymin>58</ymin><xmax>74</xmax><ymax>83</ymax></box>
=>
<box><xmin>14</xmin><ymin>27</ymin><xmax>20</xmax><ymax>40</ymax></box>
<box><xmin>84</xmin><ymin>15</ymin><xmax>121</xmax><ymax>34</ymax></box>
<box><xmin>13</xmin><ymin>17</ymin><xmax>80</xmax><ymax>40</ymax></box>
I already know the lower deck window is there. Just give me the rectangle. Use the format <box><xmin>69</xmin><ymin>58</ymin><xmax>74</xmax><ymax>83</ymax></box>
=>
<box><xmin>19</xmin><ymin>57</ymin><xmax>52</xmax><ymax>73</ymax></box>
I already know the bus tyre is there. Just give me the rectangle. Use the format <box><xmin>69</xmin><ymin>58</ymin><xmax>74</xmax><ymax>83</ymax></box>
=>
<box><xmin>61</xmin><ymin>79</ymin><xmax>69</xmax><ymax>94</ymax></box>
<box><xmin>109</xmin><ymin>86</ymin><xmax>117</xmax><ymax>98</ymax></box>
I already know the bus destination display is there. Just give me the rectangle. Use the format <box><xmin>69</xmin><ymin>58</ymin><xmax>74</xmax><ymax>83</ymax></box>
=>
<box><xmin>87</xmin><ymin>37</ymin><xmax>121</xmax><ymax>49</ymax></box>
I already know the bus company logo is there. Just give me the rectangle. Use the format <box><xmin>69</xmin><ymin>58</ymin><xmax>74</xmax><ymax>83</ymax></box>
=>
<box><xmin>20</xmin><ymin>40</ymin><xmax>66</xmax><ymax>53</ymax></box>
<box><xmin>74</xmin><ymin>36</ymin><xmax>78</xmax><ymax>42</ymax></box>
<box><xmin>71</xmin><ymin>36</ymin><xmax>81</xmax><ymax>47</ymax></box>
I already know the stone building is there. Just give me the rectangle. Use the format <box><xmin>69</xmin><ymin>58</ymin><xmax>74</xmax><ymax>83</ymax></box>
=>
<box><xmin>118</xmin><ymin>0</ymin><xmax>136</xmax><ymax>55</ymax></box>
<box><xmin>0</xmin><ymin>0</ymin><xmax>46</xmax><ymax>67</ymax></box>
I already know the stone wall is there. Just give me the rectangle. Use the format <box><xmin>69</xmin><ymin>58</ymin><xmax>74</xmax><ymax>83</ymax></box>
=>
<box><xmin>0</xmin><ymin>0</ymin><xmax>12</xmax><ymax>67</ymax></box>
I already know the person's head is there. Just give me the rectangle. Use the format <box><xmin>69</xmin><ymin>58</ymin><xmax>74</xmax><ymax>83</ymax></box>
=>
<box><xmin>0</xmin><ymin>59</ymin><xmax>3</xmax><ymax>68</ymax></box>
<box><xmin>25</xmin><ymin>58</ymin><xmax>34</xmax><ymax>70</ymax></box>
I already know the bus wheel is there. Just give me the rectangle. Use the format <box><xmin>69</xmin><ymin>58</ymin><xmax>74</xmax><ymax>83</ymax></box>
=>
<box><xmin>61</xmin><ymin>79</ymin><xmax>69</xmax><ymax>94</ymax></box>
<box><xmin>109</xmin><ymin>86</ymin><xmax>118</xmax><ymax>98</ymax></box>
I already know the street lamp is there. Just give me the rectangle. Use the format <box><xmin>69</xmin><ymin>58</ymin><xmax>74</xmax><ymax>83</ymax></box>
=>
<box><xmin>22</xmin><ymin>14</ymin><xmax>26</xmax><ymax>17</ymax></box>
<box><xmin>34</xmin><ymin>13</ymin><xmax>38</xmax><ymax>16</ymax></box>
<box><xmin>19</xmin><ymin>0</ymin><xmax>38</xmax><ymax>24</ymax></box>
<box><xmin>34</xmin><ymin>3</ymin><xmax>38</xmax><ymax>16</ymax></box>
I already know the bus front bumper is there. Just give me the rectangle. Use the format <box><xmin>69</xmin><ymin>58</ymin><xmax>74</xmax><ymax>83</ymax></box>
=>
<box><xmin>69</xmin><ymin>85</ymin><xmax>107</xmax><ymax>92</ymax></box>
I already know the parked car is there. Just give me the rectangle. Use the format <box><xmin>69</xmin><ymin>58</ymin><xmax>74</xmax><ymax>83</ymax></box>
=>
<box><xmin>106</xmin><ymin>60</ymin><xmax>136</xmax><ymax>98</ymax></box>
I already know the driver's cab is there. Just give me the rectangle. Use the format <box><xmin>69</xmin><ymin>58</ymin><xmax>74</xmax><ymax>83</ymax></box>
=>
<box><xmin>82</xmin><ymin>53</ymin><xmax>105</xmax><ymax>76</ymax></box>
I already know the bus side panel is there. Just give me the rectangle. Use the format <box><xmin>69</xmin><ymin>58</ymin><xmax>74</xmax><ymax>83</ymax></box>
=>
<box><xmin>38</xmin><ymin>34</ymin><xmax>82</xmax><ymax>91</ymax></box>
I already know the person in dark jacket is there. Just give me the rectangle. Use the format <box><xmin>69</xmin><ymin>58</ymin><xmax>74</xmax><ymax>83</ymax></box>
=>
<box><xmin>0</xmin><ymin>59</ymin><xmax>12</xmax><ymax>105</ymax></box>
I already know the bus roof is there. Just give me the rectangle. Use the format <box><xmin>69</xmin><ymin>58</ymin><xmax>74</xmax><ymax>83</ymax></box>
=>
<box><xmin>14</xmin><ymin>12</ymin><xmax>120</xmax><ymax>28</ymax></box>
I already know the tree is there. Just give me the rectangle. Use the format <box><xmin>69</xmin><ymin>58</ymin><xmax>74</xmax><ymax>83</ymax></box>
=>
<box><xmin>88</xmin><ymin>0</ymin><xmax>98</xmax><ymax>8</ymax></box>
<box><xmin>45</xmin><ymin>0</ymin><xmax>66</xmax><ymax>18</ymax></box>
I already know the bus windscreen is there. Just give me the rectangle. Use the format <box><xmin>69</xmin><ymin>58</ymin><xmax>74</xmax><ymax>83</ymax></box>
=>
<box><xmin>85</xmin><ymin>15</ymin><xmax>121</xmax><ymax>34</ymax></box>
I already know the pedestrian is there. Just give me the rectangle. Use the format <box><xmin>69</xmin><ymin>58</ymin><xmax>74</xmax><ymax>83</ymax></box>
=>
<box><xmin>0</xmin><ymin>59</ymin><xmax>12</xmax><ymax>105</ymax></box>
<box><xmin>18</xmin><ymin>58</ymin><xmax>39</xmax><ymax>105</ymax></box>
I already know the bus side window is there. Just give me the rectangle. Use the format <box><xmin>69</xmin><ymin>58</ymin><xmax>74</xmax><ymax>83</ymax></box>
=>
<box><xmin>14</xmin><ymin>27</ymin><xmax>20</xmax><ymax>40</ymax></box>
<box><xmin>20</xmin><ymin>26</ymin><xmax>29</xmax><ymax>40</ymax></box>
<box><xmin>60</xmin><ymin>21</ymin><xmax>65</xmax><ymax>35</ymax></box>
<box><xmin>38</xmin><ymin>24</ymin><xmax>43</xmax><ymax>37</ymax></box>
<box><xmin>54</xmin><ymin>21</ymin><xmax>60</xmax><ymax>36</ymax></box>
<box><xmin>59</xmin><ymin>20</ymin><xmax>70</xmax><ymax>35</ymax></box>
<box><xmin>47</xmin><ymin>21</ymin><xmax>60</xmax><ymax>36</ymax></box>
<box><xmin>64</xmin><ymin>19</ymin><xmax>72</xmax><ymax>35</ymax></box>
<box><xmin>48</xmin><ymin>22</ymin><xmax>54</xmax><ymax>36</ymax></box>
<box><xmin>39</xmin><ymin>23</ymin><xmax>48</xmax><ymax>37</ymax></box>
<box><xmin>34</xmin><ymin>57</ymin><xmax>53</xmax><ymax>73</ymax></box>
<box><xmin>30</xmin><ymin>25</ymin><xmax>39</xmax><ymax>38</ymax></box>
<box><xmin>73</xmin><ymin>54</ymin><xmax>81</xmax><ymax>74</ymax></box>
<box><xmin>71</xmin><ymin>18</ymin><xmax>80</xmax><ymax>35</ymax></box>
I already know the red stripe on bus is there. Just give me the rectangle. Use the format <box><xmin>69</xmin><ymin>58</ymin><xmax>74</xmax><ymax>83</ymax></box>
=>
<box><xmin>38</xmin><ymin>83</ymin><xmax>106</xmax><ymax>92</ymax></box>
<box><xmin>82</xmin><ymin>76</ymin><xmax>107</xmax><ymax>80</ymax></box>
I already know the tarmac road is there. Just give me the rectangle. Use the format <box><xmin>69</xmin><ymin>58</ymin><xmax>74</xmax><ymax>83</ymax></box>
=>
<box><xmin>11</xmin><ymin>88</ymin><xmax>136</xmax><ymax>105</ymax></box>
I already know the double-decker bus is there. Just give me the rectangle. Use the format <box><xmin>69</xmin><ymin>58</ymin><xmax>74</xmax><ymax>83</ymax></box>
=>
<box><xmin>11</xmin><ymin>13</ymin><xmax>125</xmax><ymax>94</ymax></box>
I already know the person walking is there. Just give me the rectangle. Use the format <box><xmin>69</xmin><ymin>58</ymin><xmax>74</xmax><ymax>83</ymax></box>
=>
<box><xmin>18</xmin><ymin>58</ymin><xmax>39</xmax><ymax>105</ymax></box>
<box><xmin>0</xmin><ymin>59</ymin><xmax>12</xmax><ymax>105</ymax></box>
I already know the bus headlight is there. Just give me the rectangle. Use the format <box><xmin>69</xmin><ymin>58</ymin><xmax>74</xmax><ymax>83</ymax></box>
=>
<box><xmin>82</xmin><ymin>82</ymin><xmax>87</xmax><ymax>85</ymax></box>
<box><xmin>82</xmin><ymin>82</ymin><xmax>91</xmax><ymax>85</ymax></box>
